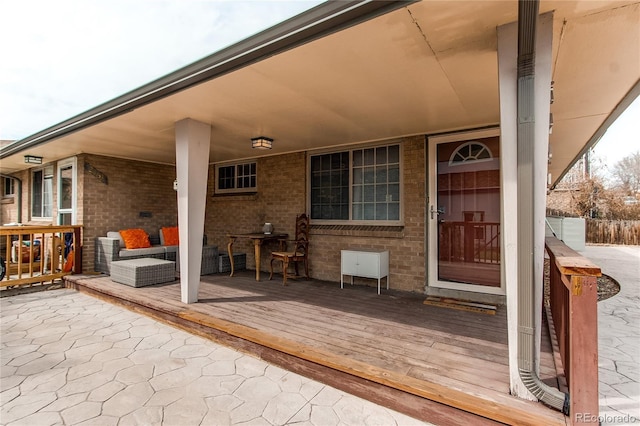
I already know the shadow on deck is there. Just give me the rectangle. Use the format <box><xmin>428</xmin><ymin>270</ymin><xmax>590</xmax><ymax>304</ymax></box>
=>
<box><xmin>65</xmin><ymin>271</ymin><xmax>566</xmax><ymax>426</ymax></box>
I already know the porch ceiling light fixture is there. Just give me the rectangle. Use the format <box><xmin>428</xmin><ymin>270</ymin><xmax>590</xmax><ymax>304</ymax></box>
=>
<box><xmin>24</xmin><ymin>155</ymin><xmax>43</xmax><ymax>164</ymax></box>
<box><xmin>251</xmin><ymin>136</ymin><xmax>273</xmax><ymax>149</ymax></box>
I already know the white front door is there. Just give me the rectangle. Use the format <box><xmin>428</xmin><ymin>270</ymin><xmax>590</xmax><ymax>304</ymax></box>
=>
<box><xmin>428</xmin><ymin>129</ymin><xmax>504</xmax><ymax>295</ymax></box>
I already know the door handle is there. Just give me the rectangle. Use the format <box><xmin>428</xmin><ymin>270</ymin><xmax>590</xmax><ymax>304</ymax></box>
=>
<box><xmin>430</xmin><ymin>206</ymin><xmax>445</xmax><ymax>219</ymax></box>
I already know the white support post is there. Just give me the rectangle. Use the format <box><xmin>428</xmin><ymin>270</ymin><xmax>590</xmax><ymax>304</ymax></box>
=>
<box><xmin>175</xmin><ymin>118</ymin><xmax>211</xmax><ymax>304</ymax></box>
<box><xmin>498</xmin><ymin>12</ymin><xmax>553</xmax><ymax>400</ymax></box>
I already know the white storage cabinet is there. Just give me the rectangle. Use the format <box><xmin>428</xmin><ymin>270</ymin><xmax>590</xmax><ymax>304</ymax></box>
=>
<box><xmin>340</xmin><ymin>249</ymin><xmax>389</xmax><ymax>295</ymax></box>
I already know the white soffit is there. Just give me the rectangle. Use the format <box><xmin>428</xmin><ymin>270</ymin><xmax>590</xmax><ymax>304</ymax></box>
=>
<box><xmin>0</xmin><ymin>0</ymin><xmax>638</xmax><ymax>180</ymax></box>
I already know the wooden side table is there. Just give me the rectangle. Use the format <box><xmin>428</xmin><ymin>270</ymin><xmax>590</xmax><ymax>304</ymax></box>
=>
<box><xmin>227</xmin><ymin>233</ymin><xmax>288</xmax><ymax>281</ymax></box>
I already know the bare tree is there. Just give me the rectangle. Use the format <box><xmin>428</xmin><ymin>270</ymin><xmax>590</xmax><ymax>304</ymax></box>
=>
<box><xmin>571</xmin><ymin>177</ymin><xmax>606</xmax><ymax>218</ymax></box>
<box><xmin>547</xmin><ymin>151</ymin><xmax>640</xmax><ymax>219</ymax></box>
<box><xmin>611</xmin><ymin>151</ymin><xmax>640</xmax><ymax>194</ymax></box>
<box><xmin>563</xmin><ymin>176</ymin><xmax>640</xmax><ymax>220</ymax></box>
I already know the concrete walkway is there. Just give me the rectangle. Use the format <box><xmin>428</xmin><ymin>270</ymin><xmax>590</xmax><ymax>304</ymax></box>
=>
<box><xmin>0</xmin><ymin>289</ymin><xmax>430</xmax><ymax>426</ymax></box>
<box><xmin>2</xmin><ymin>245</ymin><xmax>637</xmax><ymax>425</ymax></box>
<box><xmin>581</xmin><ymin>245</ymin><xmax>640</xmax><ymax>426</ymax></box>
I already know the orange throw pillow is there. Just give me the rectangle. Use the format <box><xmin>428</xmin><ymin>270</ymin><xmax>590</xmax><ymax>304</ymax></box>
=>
<box><xmin>119</xmin><ymin>229</ymin><xmax>151</xmax><ymax>249</ymax></box>
<box><xmin>63</xmin><ymin>250</ymin><xmax>74</xmax><ymax>272</ymax></box>
<box><xmin>162</xmin><ymin>227</ymin><xmax>179</xmax><ymax>246</ymax></box>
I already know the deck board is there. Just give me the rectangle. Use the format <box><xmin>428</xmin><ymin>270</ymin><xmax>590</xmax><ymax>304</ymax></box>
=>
<box><xmin>65</xmin><ymin>271</ymin><xmax>566</xmax><ymax>426</ymax></box>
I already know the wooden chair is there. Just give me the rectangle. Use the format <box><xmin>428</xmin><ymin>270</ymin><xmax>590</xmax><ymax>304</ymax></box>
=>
<box><xmin>269</xmin><ymin>214</ymin><xmax>310</xmax><ymax>285</ymax></box>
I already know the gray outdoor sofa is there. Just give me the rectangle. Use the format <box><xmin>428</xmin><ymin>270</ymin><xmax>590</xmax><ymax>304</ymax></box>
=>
<box><xmin>95</xmin><ymin>230</ymin><xmax>218</xmax><ymax>275</ymax></box>
<box><xmin>94</xmin><ymin>231</ymin><xmax>175</xmax><ymax>274</ymax></box>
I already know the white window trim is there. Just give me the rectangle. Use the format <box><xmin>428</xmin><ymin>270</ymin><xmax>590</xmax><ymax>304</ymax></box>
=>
<box><xmin>306</xmin><ymin>141</ymin><xmax>404</xmax><ymax>226</ymax></box>
<box><xmin>57</xmin><ymin>157</ymin><xmax>77</xmax><ymax>225</ymax></box>
<box><xmin>214</xmin><ymin>161</ymin><xmax>258</xmax><ymax>194</ymax></box>
<box><xmin>31</xmin><ymin>165</ymin><xmax>54</xmax><ymax>220</ymax></box>
<box><xmin>2</xmin><ymin>177</ymin><xmax>15</xmax><ymax>197</ymax></box>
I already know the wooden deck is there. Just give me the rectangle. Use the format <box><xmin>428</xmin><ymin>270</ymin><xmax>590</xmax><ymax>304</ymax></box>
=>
<box><xmin>65</xmin><ymin>271</ymin><xmax>567</xmax><ymax>426</ymax></box>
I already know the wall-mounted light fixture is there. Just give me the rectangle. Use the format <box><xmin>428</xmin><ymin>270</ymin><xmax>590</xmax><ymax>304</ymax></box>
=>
<box><xmin>251</xmin><ymin>136</ymin><xmax>273</xmax><ymax>149</ymax></box>
<box><xmin>24</xmin><ymin>155</ymin><xmax>43</xmax><ymax>164</ymax></box>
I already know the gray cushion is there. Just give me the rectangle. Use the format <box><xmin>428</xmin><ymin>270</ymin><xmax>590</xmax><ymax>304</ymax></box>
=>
<box><xmin>107</xmin><ymin>231</ymin><xmax>125</xmax><ymax>248</ymax></box>
<box><xmin>119</xmin><ymin>246</ymin><xmax>166</xmax><ymax>258</ymax></box>
<box><xmin>164</xmin><ymin>245</ymin><xmax>178</xmax><ymax>254</ymax></box>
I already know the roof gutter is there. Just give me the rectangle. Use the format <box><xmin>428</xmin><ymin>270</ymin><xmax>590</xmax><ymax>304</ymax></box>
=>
<box><xmin>0</xmin><ymin>0</ymin><xmax>417</xmax><ymax>160</ymax></box>
<box><xmin>516</xmin><ymin>0</ymin><xmax>569</xmax><ymax>415</ymax></box>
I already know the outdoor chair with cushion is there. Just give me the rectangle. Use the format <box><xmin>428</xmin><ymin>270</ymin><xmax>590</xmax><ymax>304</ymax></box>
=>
<box><xmin>269</xmin><ymin>213</ymin><xmax>310</xmax><ymax>286</ymax></box>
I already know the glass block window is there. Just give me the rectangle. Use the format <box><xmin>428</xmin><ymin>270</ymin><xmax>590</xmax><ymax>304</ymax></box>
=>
<box><xmin>310</xmin><ymin>143</ymin><xmax>401</xmax><ymax>223</ymax></box>
<box><xmin>215</xmin><ymin>162</ymin><xmax>257</xmax><ymax>193</ymax></box>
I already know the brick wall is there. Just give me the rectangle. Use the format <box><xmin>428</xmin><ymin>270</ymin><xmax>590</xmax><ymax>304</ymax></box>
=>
<box><xmin>79</xmin><ymin>154</ymin><xmax>178</xmax><ymax>271</ymax></box>
<box><xmin>5</xmin><ymin>136</ymin><xmax>428</xmax><ymax>293</ymax></box>
<box><xmin>307</xmin><ymin>136</ymin><xmax>426</xmax><ymax>292</ymax></box>
<box><xmin>3</xmin><ymin>155</ymin><xmax>181</xmax><ymax>272</ymax></box>
<box><xmin>0</xmin><ymin>198</ymin><xmax>17</xmax><ymax>224</ymax></box>
<box><xmin>205</xmin><ymin>152</ymin><xmax>307</xmax><ymax>272</ymax></box>
<box><xmin>1</xmin><ymin>168</ymin><xmax>56</xmax><ymax>226</ymax></box>
<box><xmin>205</xmin><ymin>136</ymin><xmax>427</xmax><ymax>293</ymax></box>
<box><xmin>1</xmin><ymin>174</ymin><xmax>24</xmax><ymax>224</ymax></box>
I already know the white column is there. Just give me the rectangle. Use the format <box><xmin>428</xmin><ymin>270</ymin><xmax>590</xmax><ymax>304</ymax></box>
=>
<box><xmin>498</xmin><ymin>11</ymin><xmax>553</xmax><ymax>400</ymax></box>
<box><xmin>175</xmin><ymin>118</ymin><xmax>211</xmax><ymax>304</ymax></box>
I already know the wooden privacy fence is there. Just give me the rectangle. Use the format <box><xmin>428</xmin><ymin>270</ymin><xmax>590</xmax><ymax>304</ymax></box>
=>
<box><xmin>0</xmin><ymin>225</ymin><xmax>82</xmax><ymax>288</ymax></box>
<box><xmin>545</xmin><ymin>236</ymin><xmax>601</xmax><ymax>425</ymax></box>
<box><xmin>586</xmin><ymin>219</ymin><xmax>640</xmax><ymax>245</ymax></box>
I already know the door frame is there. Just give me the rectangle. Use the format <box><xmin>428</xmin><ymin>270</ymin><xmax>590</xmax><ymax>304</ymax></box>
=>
<box><xmin>57</xmin><ymin>157</ymin><xmax>77</xmax><ymax>225</ymax></box>
<box><xmin>427</xmin><ymin>128</ymin><xmax>505</xmax><ymax>296</ymax></box>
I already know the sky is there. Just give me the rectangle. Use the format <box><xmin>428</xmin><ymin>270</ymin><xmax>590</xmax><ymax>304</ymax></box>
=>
<box><xmin>0</xmin><ymin>0</ymin><xmax>322</xmax><ymax>141</ymax></box>
<box><xmin>590</xmin><ymin>95</ymin><xmax>640</xmax><ymax>172</ymax></box>
<box><xmin>0</xmin><ymin>0</ymin><xmax>637</xmax><ymax>171</ymax></box>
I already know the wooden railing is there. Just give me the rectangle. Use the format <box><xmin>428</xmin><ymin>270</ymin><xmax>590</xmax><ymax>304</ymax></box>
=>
<box><xmin>545</xmin><ymin>236</ymin><xmax>600</xmax><ymax>425</ymax></box>
<box><xmin>0</xmin><ymin>225</ymin><xmax>82</xmax><ymax>288</ymax></box>
<box><xmin>439</xmin><ymin>221</ymin><xmax>500</xmax><ymax>264</ymax></box>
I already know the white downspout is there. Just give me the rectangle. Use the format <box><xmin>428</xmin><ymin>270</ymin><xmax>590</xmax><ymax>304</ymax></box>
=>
<box><xmin>515</xmin><ymin>0</ymin><xmax>568</xmax><ymax>414</ymax></box>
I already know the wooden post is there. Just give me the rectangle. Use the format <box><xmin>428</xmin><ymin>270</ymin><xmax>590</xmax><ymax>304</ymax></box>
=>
<box><xmin>73</xmin><ymin>226</ymin><xmax>82</xmax><ymax>274</ymax></box>
<box><xmin>569</xmin><ymin>275</ymin><xmax>599</xmax><ymax>425</ymax></box>
<box><xmin>545</xmin><ymin>237</ymin><xmax>600</xmax><ymax>425</ymax></box>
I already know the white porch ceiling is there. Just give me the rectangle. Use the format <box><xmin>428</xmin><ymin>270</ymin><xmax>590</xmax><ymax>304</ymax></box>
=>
<box><xmin>1</xmin><ymin>0</ymin><xmax>638</xmax><ymax>185</ymax></box>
